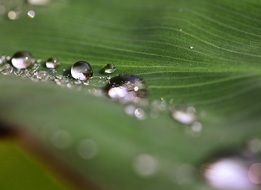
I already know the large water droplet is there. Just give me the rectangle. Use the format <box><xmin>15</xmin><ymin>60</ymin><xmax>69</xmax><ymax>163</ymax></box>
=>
<box><xmin>101</xmin><ymin>64</ymin><xmax>116</xmax><ymax>74</ymax></box>
<box><xmin>70</xmin><ymin>61</ymin><xmax>93</xmax><ymax>81</ymax></box>
<box><xmin>27</xmin><ymin>10</ymin><xmax>36</xmax><ymax>18</ymax></box>
<box><xmin>104</xmin><ymin>75</ymin><xmax>147</xmax><ymax>103</ymax></box>
<box><xmin>203</xmin><ymin>151</ymin><xmax>260</xmax><ymax>190</ymax></box>
<box><xmin>45</xmin><ymin>58</ymin><xmax>59</xmax><ymax>69</ymax></box>
<box><xmin>11</xmin><ymin>51</ymin><xmax>33</xmax><ymax>69</ymax></box>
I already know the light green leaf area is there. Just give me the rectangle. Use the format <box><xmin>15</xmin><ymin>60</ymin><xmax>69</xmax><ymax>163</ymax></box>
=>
<box><xmin>0</xmin><ymin>0</ymin><xmax>261</xmax><ymax>189</ymax></box>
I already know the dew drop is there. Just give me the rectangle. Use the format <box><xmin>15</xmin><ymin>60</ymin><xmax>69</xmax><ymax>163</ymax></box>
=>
<box><xmin>11</xmin><ymin>51</ymin><xmax>33</xmax><ymax>69</ymax></box>
<box><xmin>34</xmin><ymin>71</ymin><xmax>49</xmax><ymax>81</ymax></box>
<box><xmin>27</xmin><ymin>10</ymin><xmax>35</xmax><ymax>18</ymax></box>
<box><xmin>70</xmin><ymin>61</ymin><xmax>93</xmax><ymax>81</ymax></box>
<box><xmin>203</xmin><ymin>152</ymin><xmax>261</xmax><ymax>190</ymax></box>
<box><xmin>101</xmin><ymin>64</ymin><xmax>116</xmax><ymax>74</ymax></box>
<box><xmin>190</xmin><ymin>46</ymin><xmax>194</xmax><ymax>49</ymax></box>
<box><xmin>77</xmin><ymin>139</ymin><xmax>98</xmax><ymax>160</ymax></box>
<box><xmin>134</xmin><ymin>108</ymin><xmax>146</xmax><ymax>120</ymax></box>
<box><xmin>171</xmin><ymin>106</ymin><xmax>197</xmax><ymax>125</ymax></box>
<box><xmin>133</xmin><ymin>154</ymin><xmax>159</xmax><ymax>177</ymax></box>
<box><xmin>45</xmin><ymin>58</ymin><xmax>59</xmax><ymax>69</ymax></box>
<box><xmin>7</xmin><ymin>10</ymin><xmax>19</xmax><ymax>20</ymax></box>
<box><xmin>104</xmin><ymin>75</ymin><xmax>147</xmax><ymax>103</ymax></box>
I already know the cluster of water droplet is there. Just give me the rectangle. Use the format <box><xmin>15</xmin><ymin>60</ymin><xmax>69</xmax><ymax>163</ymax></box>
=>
<box><xmin>0</xmin><ymin>0</ymin><xmax>50</xmax><ymax>20</ymax></box>
<box><xmin>0</xmin><ymin>50</ymin><xmax>202</xmax><ymax>129</ymax></box>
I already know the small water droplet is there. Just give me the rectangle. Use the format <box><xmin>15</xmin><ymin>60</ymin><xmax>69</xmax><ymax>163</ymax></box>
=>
<box><xmin>190</xmin><ymin>46</ymin><xmax>194</xmax><ymax>49</ymax></box>
<box><xmin>70</xmin><ymin>61</ymin><xmax>93</xmax><ymax>81</ymax></box>
<box><xmin>45</xmin><ymin>57</ymin><xmax>59</xmax><ymax>69</ymax></box>
<box><xmin>11</xmin><ymin>51</ymin><xmax>33</xmax><ymax>69</ymax></box>
<box><xmin>101</xmin><ymin>64</ymin><xmax>116</xmax><ymax>74</ymax></box>
<box><xmin>7</xmin><ymin>10</ymin><xmax>19</xmax><ymax>20</ymax></box>
<box><xmin>134</xmin><ymin>108</ymin><xmax>146</xmax><ymax>120</ymax></box>
<box><xmin>34</xmin><ymin>71</ymin><xmax>49</xmax><ymax>81</ymax></box>
<box><xmin>27</xmin><ymin>10</ymin><xmax>35</xmax><ymax>18</ymax></box>
<box><xmin>104</xmin><ymin>75</ymin><xmax>147</xmax><ymax>103</ymax></box>
<box><xmin>77</xmin><ymin>139</ymin><xmax>98</xmax><ymax>160</ymax></box>
<box><xmin>171</xmin><ymin>106</ymin><xmax>197</xmax><ymax>125</ymax></box>
<box><xmin>50</xmin><ymin>130</ymin><xmax>72</xmax><ymax>149</ymax></box>
<box><xmin>133</xmin><ymin>154</ymin><xmax>159</xmax><ymax>177</ymax></box>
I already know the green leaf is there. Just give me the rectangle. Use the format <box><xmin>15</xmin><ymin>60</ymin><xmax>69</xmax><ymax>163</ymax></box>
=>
<box><xmin>0</xmin><ymin>0</ymin><xmax>261</xmax><ymax>189</ymax></box>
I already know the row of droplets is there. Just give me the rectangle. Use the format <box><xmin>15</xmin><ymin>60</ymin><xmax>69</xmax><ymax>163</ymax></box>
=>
<box><xmin>0</xmin><ymin>50</ymin><xmax>201</xmax><ymax>133</ymax></box>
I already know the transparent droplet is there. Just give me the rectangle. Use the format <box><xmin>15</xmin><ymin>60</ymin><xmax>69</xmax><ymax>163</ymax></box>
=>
<box><xmin>190</xmin><ymin>46</ymin><xmax>194</xmax><ymax>49</ymax></box>
<box><xmin>45</xmin><ymin>58</ymin><xmax>59</xmax><ymax>69</ymax></box>
<box><xmin>77</xmin><ymin>139</ymin><xmax>98</xmax><ymax>160</ymax></box>
<box><xmin>203</xmin><ymin>152</ymin><xmax>261</xmax><ymax>190</ymax></box>
<box><xmin>134</xmin><ymin>108</ymin><xmax>146</xmax><ymax>120</ymax></box>
<box><xmin>133</xmin><ymin>154</ymin><xmax>158</xmax><ymax>177</ymax></box>
<box><xmin>104</xmin><ymin>75</ymin><xmax>147</xmax><ymax>103</ymax></box>
<box><xmin>70</xmin><ymin>61</ymin><xmax>93</xmax><ymax>81</ymax></box>
<box><xmin>11</xmin><ymin>51</ymin><xmax>33</xmax><ymax>69</ymax></box>
<box><xmin>34</xmin><ymin>71</ymin><xmax>49</xmax><ymax>81</ymax></box>
<box><xmin>50</xmin><ymin>130</ymin><xmax>72</xmax><ymax>149</ymax></box>
<box><xmin>171</xmin><ymin>106</ymin><xmax>197</xmax><ymax>125</ymax></box>
<box><xmin>7</xmin><ymin>10</ymin><xmax>19</xmax><ymax>20</ymax></box>
<box><xmin>101</xmin><ymin>64</ymin><xmax>116</xmax><ymax>74</ymax></box>
<box><xmin>0</xmin><ymin>64</ymin><xmax>13</xmax><ymax>75</ymax></box>
<box><xmin>27</xmin><ymin>10</ymin><xmax>35</xmax><ymax>18</ymax></box>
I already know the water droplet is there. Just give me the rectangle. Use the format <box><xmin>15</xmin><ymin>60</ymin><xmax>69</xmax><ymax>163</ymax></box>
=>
<box><xmin>187</xmin><ymin>121</ymin><xmax>203</xmax><ymax>137</ymax></box>
<box><xmin>101</xmin><ymin>64</ymin><xmax>116</xmax><ymax>74</ymax></box>
<box><xmin>45</xmin><ymin>57</ymin><xmax>59</xmax><ymax>69</ymax></box>
<box><xmin>70</xmin><ymin>61</ymin><xmax>93</xmax><ymax>81</ymax></box>
<box><xmin>133</xmin><ymin>154</ymin><xmax>158</xmax><ymax>177</ymax></box>
<box><xmin>77</xmin><ymin>139</ymin><xmax>98</xmax><ymax>160</ymax></box>
<box><xmin>203</xmin><ymin>151</ymin><xmax>261</xmax><ymax>190</ymax></box>
<box><xmin>50</xmin><ymin>130</ymin><xmax>72</xmax><ymax>149</ymax></box>
<box><xmin>11</xmin><ymin>51</ymin><xmax>33</xmax><ymax>69</ymax></box>
<box><xmin>27</xmin><ymin>10</ymin><xmax>35</xmax><ymax>18</ymax></box>
<box><xmin>7</xmin><ymin>10</ymin><xmax>19</xmax><ymax>20</ymax></box>
<box><xmin>134</xmin><ymin>108</ymin><xmax>146</xmax><ymax>120</ymax></box>
<box><xmin>104</xmin><ymin>75</ymin><xmax>147</xmax><ymax>103</ymax></box>
<box><xmin>125</xmin><ymin>105</ymin><xmax>136</xmax><ymax>116</ymax></box>
<box><xmin>34</xmin><ymin>71</ymin><xmax>49</xmax><ymax>81</ymax></box>
<box><xmin>0</xmin><ymin>64</ymin><xmax>13</xmax><ymax>75</ymax></box>
<box><xmin>190</xmin><ymin>46</ymin><xmax>194</xmax><ymax>49</ymax></box>
<box><xmin>171</xmin><ymin>106</ymin><xmax>197</xmax><ymax>125</ymax></box>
